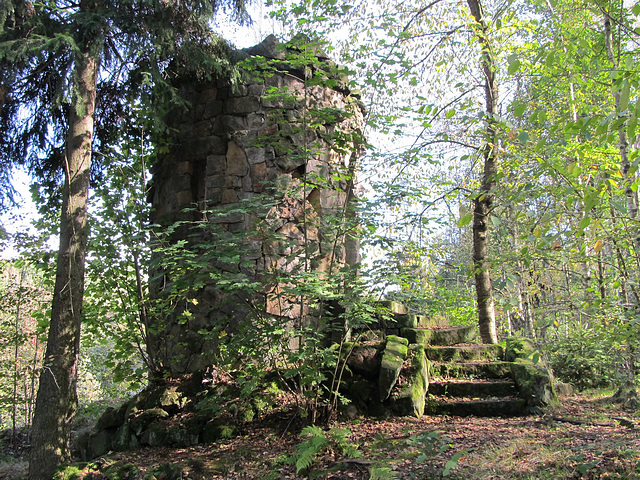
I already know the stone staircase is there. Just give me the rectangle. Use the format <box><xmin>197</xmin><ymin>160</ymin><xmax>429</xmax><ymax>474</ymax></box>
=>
<box><xmin>378</xmin><ymin>302</ymin><xmax>529</xmax><ymax>417</ymax></box>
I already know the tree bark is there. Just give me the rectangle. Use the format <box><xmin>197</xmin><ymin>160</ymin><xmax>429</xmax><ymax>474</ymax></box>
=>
<box><xmin>467</xmin><ymin>0</ymin><xmax>499</xmax><ymax>344</ymax></box>
<box><xmin>28</xmin><ymin>49</ymin><xmax>98</xmax><ymax>480</ymax></box>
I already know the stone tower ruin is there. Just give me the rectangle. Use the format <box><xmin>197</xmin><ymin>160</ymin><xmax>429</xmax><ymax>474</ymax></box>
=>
<box><xmin>147</xmin><ymin>35</ymin><xmax>365</xmax><ymax>374</ymax></box>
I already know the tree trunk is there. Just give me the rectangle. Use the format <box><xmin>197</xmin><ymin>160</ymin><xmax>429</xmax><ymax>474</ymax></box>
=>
<box><xmin>604</xmin><ymin>9</ymin><xmax>639</xmax><ymax>406</ymax></box>
<box><xmin>467</xmin><ymin>0</ymin><xmax>499</xmax><ymax>344</ymax></box>
<box><xmin>604</xmin><ymin>12</ymin><xmax>640</xmax><ymax>297</ymax></box>
<box><xmin>28</xmin><ymin>49</ymin><xmax>98</xmax><ymax>480</ymax></box>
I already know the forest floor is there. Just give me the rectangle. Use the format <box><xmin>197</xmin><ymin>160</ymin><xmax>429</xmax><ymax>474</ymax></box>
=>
<box><xmin>2</xmin><ymin>390</ymin><xmax>640</xmax><ymax>479</ymax></box>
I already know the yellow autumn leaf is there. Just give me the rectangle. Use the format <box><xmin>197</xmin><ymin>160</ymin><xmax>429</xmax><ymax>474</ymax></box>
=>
<box><xmin>594</xmin><ymin>239</ymin><xmax>603</xmax><ymax>253</ymax></box>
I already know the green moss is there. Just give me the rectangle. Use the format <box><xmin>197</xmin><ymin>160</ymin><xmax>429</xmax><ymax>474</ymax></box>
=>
<box><xmin>511</xmin><ymin>358</ymin><xmax>558</xmax><ymax>408</ymax></box>
<box><xmin>54</xmin><ymin>465</ymin><xmax>84</xmax><ymax>480</ymax></box>
<box><xmin>387</xmin><ymin>335</ymin><xmax>409</xmax><ymax>346</ymax></box>
<box><xmin>140</xmin><ymin>421</ymin><xmax>168</xmax><ymax>446</ymax></box>
<box><xmin>391</xmin><ymin>345</ymin><xmax>429</xmax><ymax>417</ymax></box>
<box><xmin>202</xmin><ymin>420</ymin><xmax>239</xmax><ymax>444</ymax></box>
<box><xmin>104</xmin><ymin>461</ymin><xmax>140</xmax><ymax>479</ymax></box>
<box><xmin>505</xmin><ymin>337</ymin><xmax>537</xmax><ymax>362</ymax></box>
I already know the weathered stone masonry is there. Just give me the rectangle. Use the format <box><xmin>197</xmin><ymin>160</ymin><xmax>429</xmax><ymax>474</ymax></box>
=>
<box><xmin>147</xmin><ymin>36</ymin><xmax>366</xmax><ymax>374</ymax></box>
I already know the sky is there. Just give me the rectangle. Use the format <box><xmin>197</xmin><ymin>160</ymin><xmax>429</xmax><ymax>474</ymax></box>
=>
<box><xmin>1</xmin><ymin>168</ymin><xmax>43</xmax><ymax>259</ymax></box>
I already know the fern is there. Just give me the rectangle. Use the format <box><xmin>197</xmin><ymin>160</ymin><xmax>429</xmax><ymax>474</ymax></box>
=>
<box><xmin>370</xmin><ymin>466</ymin><xmax>399</xmax><ymax>480</ymax></box>
<box><xmin>327</xmin><ymin>427</ymin><xmax>361</xmax><ymax>459</ymax></box>
<box><xmin>291</xmin><ymin>425</ymin><xmax>361</xmax><ymax>474</ymax></box>
<box><xmin>294</xmin><ymin>425</ymin><xmax>329</xmax><ymax>474</ymax></box>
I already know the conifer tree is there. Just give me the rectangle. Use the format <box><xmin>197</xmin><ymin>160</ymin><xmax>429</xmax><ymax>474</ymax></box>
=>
<box><xmin>0</xmin><ymin>2</ymin><xmax>248</xmax><ymax>478</ymax></box>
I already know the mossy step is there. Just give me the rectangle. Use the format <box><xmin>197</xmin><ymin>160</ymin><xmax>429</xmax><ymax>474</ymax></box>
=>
<box><xmin>429</xmin><ymin>380</ymin><xmax>517</xmax><ymax>398</ymax></box>
<box><xmin>430</xmin><ymin>361</ymin><xmax>513</xmax><ymax>379</ymax></box>
<box><xmin>425</xmin><ymin>344</ymin><xmax>503</xmax><ymax>362</ymax></box>
<box><xmin>375</xmin><ymin>300</ymin><xmax>410</xmax><ymax>315</ymax></box>
<box><xmin>401</xmin><ymin>325</ymin><xmax>477</xmax><ymax>346</ymax></box>
<box><xmin>425</xmin><ymin>397</ymin><xmax>527</xmax><ymax>417</ymax></box>
<box><xmin>368</xmin><ymin>305</ymin><xmax>443</xmax><ymax>330</ymax></box>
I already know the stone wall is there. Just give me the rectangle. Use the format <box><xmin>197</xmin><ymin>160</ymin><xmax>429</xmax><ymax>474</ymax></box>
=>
<box><xmin>147</xmin><ymin>35</ymin><xmax>365</xmax><ymax>374</ymax></box>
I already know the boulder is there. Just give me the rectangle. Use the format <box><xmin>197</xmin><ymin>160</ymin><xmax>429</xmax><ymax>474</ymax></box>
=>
<box><xmin>112</xmin><ymin>424</ymin><xmax>139</xmax><ymax>452</ymax></box>
<box><xmin>346</xmin><ymin>343</ymin><xmax>382</xmax><ymax>379</ymax></box>
<box><xmin>140</xmin><ymin>422</ymin><xmax>168</xmax><ymax>446</ymax></box>
<box><xmin>506</xmin><ymin>337</ymin><xmax>558</xmax><ymax>409</ymax></box>
<box><xmin>87</xmin><ymin>429</ymin><xmax>112</xmax><ymax>459</ymax></box>
<box><xmin>511</xmin><ymin>358</ymin><xmax>558</xmax><ymax>408</ymax></box>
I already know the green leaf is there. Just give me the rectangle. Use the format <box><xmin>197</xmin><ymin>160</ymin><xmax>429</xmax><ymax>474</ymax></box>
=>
<box><xmin>446</xmin><ymin>109</ymin><xmax>456</xmax><ymax>119</ymax></box>
<box><xmin>545</xmin><ymin>51</ymin><xmax>555</xmax><ymax>67</ymax></box>
<box><xmin>443</xmin><ymin>450</ymin><xmax>466</xmax><ymax>476</ymax></box>
<box><xmin>518</xmin><ymin>131</ymin><xmax>530</xmax><ymax>143</ymax></box>
<box><xmin>508</xmin><ymin>58</ymin><xmax>521</xmax><ymax>75</ymax></box>
<box><xmin>619</xmin><ymin>79</ymin><xmax>631</xmax><ymax>113</ymax></box>
<box><xmin>513</xmin><ymin>103</ymin><xmax>526</xmax><ymax>117</ymax></box>
<box><xmin>584</xmin><ymin>193</ymin><xmax>598</xmax><ymax>212</ymax></box>
<box><xmin>578</xmin><ymin>216</ymin><xmax>591</xmax><ymax>230</ymax></box>
<box><xmin>457</xmin><ymin>213</ymin><xmax>473</xmax><ymax>227</ymax></box>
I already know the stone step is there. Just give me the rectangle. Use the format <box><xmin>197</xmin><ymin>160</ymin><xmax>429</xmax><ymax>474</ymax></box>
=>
<box><xmin>430</xmin><ymin>361</ymin><xmax>513</xmax><ymax>379</ymax></box>
<box><xmin>399</xmin><ymin>314</ymin><xmax>449</xmax><ymax>329</ymax></box>
<box><xmin>425</xmin><ymin>397</ymin><xmax>527</xmax><ymax>417</ymax></box>
<box><xmin>401</xmin><ymin>325</ymin><xmax>477</xmax><ymax>346</ymax></box>
<box><xmin>428</xmin><ymin>379</ymin><xmax>518</xmax><ymax>398</ymax></box>
<box><xmin>424</xmin><ymin>344</ymin><xmax>503</xmax><ymax>362</ymax></box>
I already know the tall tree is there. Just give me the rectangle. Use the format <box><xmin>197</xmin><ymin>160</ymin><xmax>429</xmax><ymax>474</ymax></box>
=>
<box><xmin>0</xmin><ymin>1</ymin><xmax>248</xmax><ymax>478</ymax></box>
<box><xmin>466</xmin><ymin>0</ymin><xmax>499</xmax><ymax>344</ymax></box>
<box><xmin>28</xmin><ymin>15</ymin><xmax>99</xmax><ymax>477</ymax></box>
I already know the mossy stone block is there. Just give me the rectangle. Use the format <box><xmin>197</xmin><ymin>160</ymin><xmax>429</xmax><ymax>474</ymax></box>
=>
<box><xmin>140</xmin><ymin>421</ymin><xmax>168</xmax><ymax>447</ymax></box>
<box><xmin>504</xmin><ymin>337</ymin><xmax>537</xmax><ymax>362</ymax></box>
<box><xmin>129</xmin><ymin>407</ymin><xmax>169</xmax><ymax>436</ymax></box>
<box><xmin>511</xmin><ymin>358</ymin><xmax>558</xmax><ymax>408</ymax></box>
<box><xmin>378</xmin><ymin>336</ymin><xmax>409</xmax><ymax>401</ymax></box>
<box><xmin>87</xmin><ymin>430</ymin><xmax>112</xmax><ymax>459</ymax></box>
<box><xmin>387</xmin><ymin>334</ymin><xmax>409</xmax><ymax>346</ymax></box>
<box><xmin>391</xmin><ymin>344</ymin><xmax>429</xmax><ymax>418</ymax></box>
<box><xmin>112</xmin><ymin>424</ymin><xmax>139</xmax><ymax>452</ymax></box>
<box><xmin>377</xmin><ymin>300</ymin><xmax>409</xmax><ymax>314</ymax></box>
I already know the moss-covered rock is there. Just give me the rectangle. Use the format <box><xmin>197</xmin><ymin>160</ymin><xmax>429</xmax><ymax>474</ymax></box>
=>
<box><xmin>95</xmin><ymin>403</ymin><xmax>127</xmax><ymax>431</ymax></box>
<box><xmin>504</xmin><ymin>337</ymin><xmax>558</xmax><ymax>409</ymax></box>
<box><xmin>86</xmin><ymin>429</ymin><xmax>112</xmax><ymax>459</ymax></box>
<box><xmin>202</xmin><ymin>419</ymin><xmax>238</xmax><ymax>444</ymax></box>
<box><xmin>167</xmin><ymin>424</ymin><xmax>200</xmax><ymax>447</ymax></box>
<box><xmin>390</xmin><ymin>344</ymin><xmax>429</xmax><ymax>418</ymax></box>
<box><xmin>138</xmin><ymin>421</ymin><xmax>167</xmax><ymax>446</ymax></box>
<box><xmin>511</xmin><ymin>358</ymin><xmax>558</xmax><ymax>408</ymax></box>
<box><xmin>129</xmin><ymin>407</ymin><xmax>169</xmax><ymax>436</ymax></box>
<box><xmin>504</xmin><ymin>337</ymin><xmax>537</xmax><ymax>362</ymax></box>
<box><xmin>112</xmin><ymin>424</ymin><xmax>140</xmax><ymax>452</ymax></box>
<box><xmin>378</xmin><ymin>336</ymin><xmax>409</xmax><ymax>401</ymax></box>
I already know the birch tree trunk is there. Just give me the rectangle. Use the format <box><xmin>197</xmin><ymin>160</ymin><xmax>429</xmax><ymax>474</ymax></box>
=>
<box><xmin>467</xmin><ymin>0</ymin><xmax>499</xmax><ymax>344</ymax></box>
<box><xmin>28</xmin><ymin>48</ymin><xmax>98</xmax><ymax>480</ymax></box>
